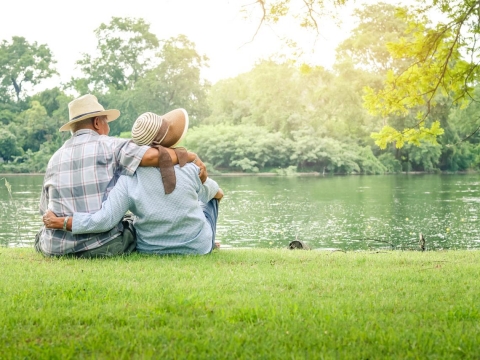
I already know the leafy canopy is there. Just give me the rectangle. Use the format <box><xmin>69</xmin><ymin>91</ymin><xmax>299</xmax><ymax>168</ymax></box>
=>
<box><xmin>0</xmin><ymin>37</ymin><xmax>57</xmax><ymax>101</ymax></box>
<box><xmin>75</xmin><ymin>17</ymin><xmax>159</xmax><ymax>92</ymax></box>
<box><xmin>250</xmin><ymin>0</ymin><xmax>479</xmax><ymax>148</ymax></box>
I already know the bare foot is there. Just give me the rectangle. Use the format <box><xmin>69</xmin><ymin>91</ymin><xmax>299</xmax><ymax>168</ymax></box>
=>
<box><xmin>215</xmin><ymin>241</ymin><xmax>221</xmax><ymax>250</ymax></box>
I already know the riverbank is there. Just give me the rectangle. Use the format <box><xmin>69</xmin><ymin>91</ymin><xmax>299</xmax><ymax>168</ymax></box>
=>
<box><xmin>1</xmin><ymin>248</ymin><xmax>479</xmax><ymax>358</ymax></box>
<box><xmin>1</xmin><ymin>170</ymin><xmax>477</xmax><ymax>177</ymax></box>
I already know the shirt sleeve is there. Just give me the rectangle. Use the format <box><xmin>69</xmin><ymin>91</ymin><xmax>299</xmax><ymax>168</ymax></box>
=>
<box><xmin>39</xmin><ymin>168</ymin><xmax>51</xmax><ymax>215</ymax></box>
<box><xmin>39</xmin><ymin>186</ymin><xmax>48</xmax><ymax>215</ymax></box>
<box><xmin>185</xmin><ymin>164</ymin><xmax>219</xmax><ymax>203</ymax></box>
<box><xmin>72</xmin><ymin>176</ymin><xmax>131</xmax><ymax>234</ymax></box>
<box><xmin>111</xmin><ymin>137</ymin><xmax>150</xmax><ymax>176</ymax></box>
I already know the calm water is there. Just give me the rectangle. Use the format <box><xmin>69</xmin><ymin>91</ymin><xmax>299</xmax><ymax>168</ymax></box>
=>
<box><xmin>1</xmin><ymin>174</ymin><xmax>480</xmax><ymax>250</ymax></box>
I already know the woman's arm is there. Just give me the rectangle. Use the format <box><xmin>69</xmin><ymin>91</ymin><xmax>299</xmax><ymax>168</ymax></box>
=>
<box><xmin>43</xmin><ymin>177</ymin><xmax>131</xmax><ymax>234</ymax></box>
<box><xmin>187</xmin><ymin>164</ymin><xmax>220</xmax><ymax>203</ymax></box>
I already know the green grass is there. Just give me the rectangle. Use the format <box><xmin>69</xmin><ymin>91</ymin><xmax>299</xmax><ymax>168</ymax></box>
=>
<box><xmin>1</xmin><ymin>248</ymin><xmax>479</xmax><ymax>359</ymax></box>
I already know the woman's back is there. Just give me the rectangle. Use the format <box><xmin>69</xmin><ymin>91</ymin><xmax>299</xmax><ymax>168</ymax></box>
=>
<box><xmin>121</xmin><ymin>163</ymin><xmax>219</xmax><ymax>254</ymax></box>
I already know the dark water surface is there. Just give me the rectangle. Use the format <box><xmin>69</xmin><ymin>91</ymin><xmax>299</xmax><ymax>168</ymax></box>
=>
<box><xmin>1</xmin><ymin>174</ymin><xmax>480</xmax><ymax>250</ymax></box>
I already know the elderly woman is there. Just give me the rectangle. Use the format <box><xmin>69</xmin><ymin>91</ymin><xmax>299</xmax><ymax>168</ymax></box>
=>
<box><xmin>43</xmin><ymin>109</ymin><xmax>223</xmax><ymax>255</ymax></box>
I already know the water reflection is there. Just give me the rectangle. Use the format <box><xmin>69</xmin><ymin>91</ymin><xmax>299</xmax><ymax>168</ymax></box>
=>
<box><xmin>1</xmin><ymin>174</ymin><xmax>480</xmax><ymax>250</ymax></box>
<box><xmin>215</xmin><ymin>174</ymin><xmax>480</xmax><ymax>250</ymax></box>
<box><xmin>0</xmin><ymin>176</ymin><xmax>44</xmax><ymax>248</ymax></box>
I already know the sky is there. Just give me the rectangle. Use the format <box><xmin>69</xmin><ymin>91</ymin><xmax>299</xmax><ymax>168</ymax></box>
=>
<box><xmin>0</xmin><ymin>0</ymin><xmax>368</xmax><ymax>90</ymax></box>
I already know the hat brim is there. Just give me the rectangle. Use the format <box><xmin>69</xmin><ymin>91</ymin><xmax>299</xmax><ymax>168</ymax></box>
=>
<box><xmin>59</xmin><ymin>109</ymin><xmax>120</xmax><ymax>132</ymax></box>
<box><xmin>161</xmin><ymin>108</ymin><xmax>189</xmax><ymax>148</ymax></box>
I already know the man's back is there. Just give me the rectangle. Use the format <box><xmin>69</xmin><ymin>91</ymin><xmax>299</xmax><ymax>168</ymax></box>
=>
<box><xmin>38</xmin><ymin>129</ymin><xmax>147</xmax><ymax>255</ymax></box>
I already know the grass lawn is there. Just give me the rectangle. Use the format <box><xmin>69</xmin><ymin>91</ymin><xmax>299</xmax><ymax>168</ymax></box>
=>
<box><xmin>1</xmin><ymin>248</ymin><xmax>479</xmax><ymax>359</ymax></box>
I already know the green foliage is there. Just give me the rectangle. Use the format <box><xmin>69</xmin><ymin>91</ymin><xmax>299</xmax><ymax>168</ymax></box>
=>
<box><xmin>206</xmin><ymin>60</ymin><xmax>374</xmax><ymax>143</ymax></box>
<box><xmin>362</xmin><ymin>1</ymin><xmax>480</xmax><ymax>147</ymax></box>
<box><xmin>74</xmin><ymin>17</ymin><xmax>159</xmax><ymax>92</ymax></box>
<box><xmin>206</xmin><ymin>60</ymin><xmax>306</xmax><ymax>133</ymax></box>
<box><xmin>249</xmin><ymin>1</ymin><xmax>480</xmax><ymax>150</ymax></box>
<box><xmin>404</xmin><ymin>142</ymin><xmax>442</xmax><ymax>172</ymax></box>
<box><xmin>378</xmin><ymin>153</ymin><xmax>402</xmax><ymax>173</ymax></box>
<box><xmin>132</xmin><ymin>35</ymin><xmax>210</xmax><ymax>127</ymax></box>
<box><xmin>370</xmin><ymin>121</ymin><xmax>445</xmax><ymax>149</ymax></box>
<box><xmin>2</xmin><ymin>10</ymin><xmax>480</xmax><ymax>174</ymax></box>
<box><xmin>356</xmin><ymin>146</ymin><xmax>387</xmax><ymax>174</ymax></box>
<box><xmin>31</xmin><ymin>87</ymin><xmax>68</xmax><ymax>117</ymax></box>
<box><xmin>336</xmin><ymin>3</ymin><xmax>409</xmax><ymax>74</ymax></box>
<box><xmin>185</xmin><ymin>124</ymin><xmax>386</xmax><ymax>174</ymax></box>
<box><xmin>0</xmin><ymin>36</ymin><xmax>57</xmax><ymax>101</ymax></box>
<box><xmin>184</xmin><ymin>124</ymin><xmax>292</xmax><ymax>172</ymax></box>
<box><xmin>118</xmin><ymin>131</ymin><xmax>131</xmax><ymax>139</ymax></box>
<box><xmin>0</xmin><ymin>88</ymin><xmax>69</xmax><ymax>172</ymax></box>
<box><xmin>75</xmin><ymin>30</ymin><xmax>210</xmax><ymax>135</ymax></box>
<box><xmin>0</xmin><ymin>129</ymin><xmax>23</xmax><ymax>161</ymax></box>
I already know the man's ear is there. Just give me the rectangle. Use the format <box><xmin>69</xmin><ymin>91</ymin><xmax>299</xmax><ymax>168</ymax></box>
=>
<box><xmin>92</xmin><ymin>117</ymin><xmax>102</xmax><ymax>130</ymax></box>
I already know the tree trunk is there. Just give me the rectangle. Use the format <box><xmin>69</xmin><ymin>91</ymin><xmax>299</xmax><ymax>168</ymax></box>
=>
<box><xmin>11</xmin><ymin>77</ymin><xmax>21</xmax><ymax>102</ymax></box>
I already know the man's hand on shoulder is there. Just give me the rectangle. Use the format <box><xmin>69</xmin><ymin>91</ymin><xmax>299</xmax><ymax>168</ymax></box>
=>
<box><xmin>195</xmin><ymin>156</ymin><xmax>208</xmax><ymax>183</ymax></box>
<box><xmin>214</xmin><ymin>188</ymin><xmax>224</xmax><ymax>202</ymax></box>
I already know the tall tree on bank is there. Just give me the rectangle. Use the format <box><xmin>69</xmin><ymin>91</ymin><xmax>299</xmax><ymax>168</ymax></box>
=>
<box><xmin>74</xmin><ymin>17</ymin><xmax>159</xmax><ymax>92</ymax></box>
<box><xmin>0</xmin><ymin>36</ymin><xmax>57</xmax><ymax>102</ymax></box>
<box><xmin>132</xmin><ymin>35</ymin><xmax>210</xmax><ymax>126</ymax></box>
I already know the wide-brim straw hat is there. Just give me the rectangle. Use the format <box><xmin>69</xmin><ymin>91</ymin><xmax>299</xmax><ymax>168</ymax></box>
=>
<box><xmin>60</xmin><ymin>94</ymin><xmax>120</xmax><ymax>132</ymax></box>
<box><xmin>131</xmin><ymin>109</ymin><xmax>189</xmax><ymax>148</ymax></box>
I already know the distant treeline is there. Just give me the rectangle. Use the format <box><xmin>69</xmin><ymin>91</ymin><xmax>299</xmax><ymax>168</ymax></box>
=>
<box><xmin>2</xmin><ymin>9</ymin><xmax>480</xmax><ymax>174</ymax></box>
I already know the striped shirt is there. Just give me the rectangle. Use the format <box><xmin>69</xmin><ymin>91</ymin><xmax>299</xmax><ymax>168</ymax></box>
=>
<box><xmin>72</xmin><ymin>164</ymin><xmax>220</xmax><ymax>255</ymax></box>
<box><xmin>38</xmin><ymin>129</ymin><xmax>148</xmax><ymax>255</ymax></box>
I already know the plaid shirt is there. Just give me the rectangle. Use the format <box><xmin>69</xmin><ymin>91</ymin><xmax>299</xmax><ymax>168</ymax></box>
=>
<box><xmin>38</xmin><ymin>129</ymin><xmax>148</xmax><ymax>255</ymax></box>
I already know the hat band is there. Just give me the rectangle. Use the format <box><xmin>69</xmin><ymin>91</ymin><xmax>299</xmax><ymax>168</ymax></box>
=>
<box><xmin>151</xmin><ymin>119</ymin><xmax>170</xmax><ymax>146</ymax></box>
<box><xmin>71</xmin><ymin>110</ymin><xmax>102</xmax><ymax>121</ymax></box>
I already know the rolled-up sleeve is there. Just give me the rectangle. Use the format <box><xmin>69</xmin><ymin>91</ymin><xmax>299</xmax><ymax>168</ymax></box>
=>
<box><xmin>112</xmin><ymin>138</ymin><xmax>150</xmax><ymax>176</ymax></box>
<box><xmin>72</xmin><ymin>176</ymin><xmax>131</xmax><ymax>234</ymax></box>
<box><xmin>185</xmin><ymin>164</ymin><xmax>219</xmax><ymax>203</ymax></box>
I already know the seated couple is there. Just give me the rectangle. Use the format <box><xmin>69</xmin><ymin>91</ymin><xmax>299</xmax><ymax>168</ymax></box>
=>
<box><xmin>37</xmin><ymin>94</ymin><xmax>222</xmax><ymax>257</ymax></box>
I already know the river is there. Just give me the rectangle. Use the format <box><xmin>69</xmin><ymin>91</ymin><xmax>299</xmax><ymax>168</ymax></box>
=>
<box><xmin>1</xmin><ymin>174</ymin><xmax>480</xmax><ymax>250</ymax></box>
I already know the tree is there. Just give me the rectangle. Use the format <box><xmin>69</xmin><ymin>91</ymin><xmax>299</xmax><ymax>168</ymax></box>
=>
<box><xmin>335</xmin><ymin>3</ymin><xmax>409</xmax><ymax>75</ymax></box>
<box><xmin>185</xmin><ymin>124</ymin><xmax>293</xmax><ymax>171</ymax></box>
<box><xmin>249</xmin><ymin>0</ymin><xmax>479</xmax><ymax>147</ymax></box>
<box><xmin>207</xmin><ymin>61</ymin><xmax>311</xmax><ymax>134</ymax></box>
<box><xmin>247</xmin><ymin>0</ymin><xmax>348</xmax><ymax>41</ymax></box>
<box><xmin>74</xmin><ymin>17</ymin><xmax>159</xmax><ymax>92</ymax></box>
<box><xmin>97</xmin><ymin>34</ymin><xmax>210</xmax><ymax>135</ymax></box>
<box><xmin>0</xmin><ymin>36</ymin><xmax>57</xmax><ymax>101</ymax></box>
<box><xmin>0</xmin><ymin>129</ymin><xmax>23</xmax><ymax>161</ymax></box>
<box><xmin>131</xmin><ymin>35</ymin><xmax>210</xmax><ymax>127</ymax></box>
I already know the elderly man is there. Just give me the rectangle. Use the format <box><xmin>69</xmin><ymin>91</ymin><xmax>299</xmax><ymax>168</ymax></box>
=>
<box><xmin>35</xmin><ymin>94</ymin><xmax>206</xmax><ymax>257</ymax></box>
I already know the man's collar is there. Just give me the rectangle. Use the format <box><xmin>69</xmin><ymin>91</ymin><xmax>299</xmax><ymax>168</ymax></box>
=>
<box><xmin>73</xmin><ymin>129</ymin><xmax>100</xmax><ymax>137</ymax></box>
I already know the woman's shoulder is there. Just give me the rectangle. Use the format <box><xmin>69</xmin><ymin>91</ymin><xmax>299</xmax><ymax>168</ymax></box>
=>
<box><xmin>179</xmin><ymin>162</ymin><xmax>199</xmax><ymax>174</ymax></box>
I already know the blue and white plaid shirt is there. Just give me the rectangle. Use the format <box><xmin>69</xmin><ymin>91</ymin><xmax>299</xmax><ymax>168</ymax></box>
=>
<box><xmin>38</xmin><ymin>129</ymin><xmax>148</xmax><ymax>255</ymax></box>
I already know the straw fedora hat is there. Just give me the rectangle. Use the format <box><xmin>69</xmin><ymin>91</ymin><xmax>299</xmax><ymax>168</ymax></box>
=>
<box><xmin>131</xmin><ymin>109</ymin><xmax>189</xmax><ymax>148</ymax></box>
<box><xmin>60</xmin><ymin>94</ymin><xmax>120</xmax><ymax>132</ymax></box>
